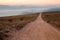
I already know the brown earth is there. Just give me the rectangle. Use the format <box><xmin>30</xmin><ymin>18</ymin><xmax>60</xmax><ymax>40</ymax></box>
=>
<box><xmin>10</xmin><ymin>13</ymin><xmax>60</xmax><ymax>40</ymax></box>
<box><xmin>41</xmin><ymin>12</ymin><xmax>60</xmax><ymax>31</ymax></box>
<box><xmin>0</xmin><ymin>13</ymin><xmax>39</xmax><ymax>40</ymax></box>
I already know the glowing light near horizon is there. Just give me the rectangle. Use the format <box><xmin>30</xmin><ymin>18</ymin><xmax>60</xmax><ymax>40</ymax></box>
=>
<box><xmin>0</xmin><ymin>0</ymin><xmax>60</xmax><ymax>5</ymax></box>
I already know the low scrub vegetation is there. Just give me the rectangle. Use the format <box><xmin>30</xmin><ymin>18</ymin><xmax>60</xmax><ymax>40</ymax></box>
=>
<box><xmin>41</xmin><ymin>11</ymin><xmax>60</xmax><ymax>31</ymax></box>
<box><xmin>0</xmin><ymin>13</ymin><xmax>39</xmax><ymax>40</ymax></box>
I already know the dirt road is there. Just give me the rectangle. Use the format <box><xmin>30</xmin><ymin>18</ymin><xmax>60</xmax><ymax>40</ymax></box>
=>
<box><xmin>11</xmin><ymin>13</ymin><xmax>60</xmax><ymax>40</ymax></box>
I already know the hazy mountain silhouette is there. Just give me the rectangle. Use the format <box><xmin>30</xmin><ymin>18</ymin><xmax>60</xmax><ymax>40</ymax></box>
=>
<box><xmin>0</xmin><ymin>5</ymin><xmax>43</xmax><ymax>9</ymax></box>
<box><xmin>0</xmin><ymin>5</ymin><xmax>60</xmax><ymax>12</ymax></box>
<box><xmin>0</xmin><ymin>5</ymin><xmax>60</xmax><ymax>17</ymax></box>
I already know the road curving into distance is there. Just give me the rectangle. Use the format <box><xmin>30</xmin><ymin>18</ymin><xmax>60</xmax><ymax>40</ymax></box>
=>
<box><xmin>11</xmin><ymin>13</ymin><xmax>60</xmax><ymax>40</ymax></box>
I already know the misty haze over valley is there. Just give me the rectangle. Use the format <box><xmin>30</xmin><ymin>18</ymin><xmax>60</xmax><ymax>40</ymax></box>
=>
<box><xmin>0</xmin><ymin>5</ymin><xmax>60</xmax><ymax>17</ymax></box>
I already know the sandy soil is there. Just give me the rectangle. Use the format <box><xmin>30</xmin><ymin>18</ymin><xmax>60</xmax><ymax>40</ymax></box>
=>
<box><xmin>10</xmin><ymin>13</ymin><xmax>60</xmax><ymax>40</ymax></box>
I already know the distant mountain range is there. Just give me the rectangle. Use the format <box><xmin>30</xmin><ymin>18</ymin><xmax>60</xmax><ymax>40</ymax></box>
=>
<box><xmin>0</xmin><ymin>5</ymin><xmax>43</xmax><ymax>9</ymax></box>
<box><xmin>0</xmin><ymin>5</ymin><xmax>60</xmax><ymax>12</ymax></box>
<box><xmin>47</xmin><ymin>7</ymin><xmax>60</xmax><ymax>12</ymax></box>
<box><xmin>0</xmin><ymin>5</ymin><xmax>60</xmax><ymax>17</ymax></box>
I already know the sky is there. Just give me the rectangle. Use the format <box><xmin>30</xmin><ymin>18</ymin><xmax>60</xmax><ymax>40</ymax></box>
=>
<box><xmin>0</xmin><ymin>0</ymin><xmax>60</xmax><ymax>5</ymax></box>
